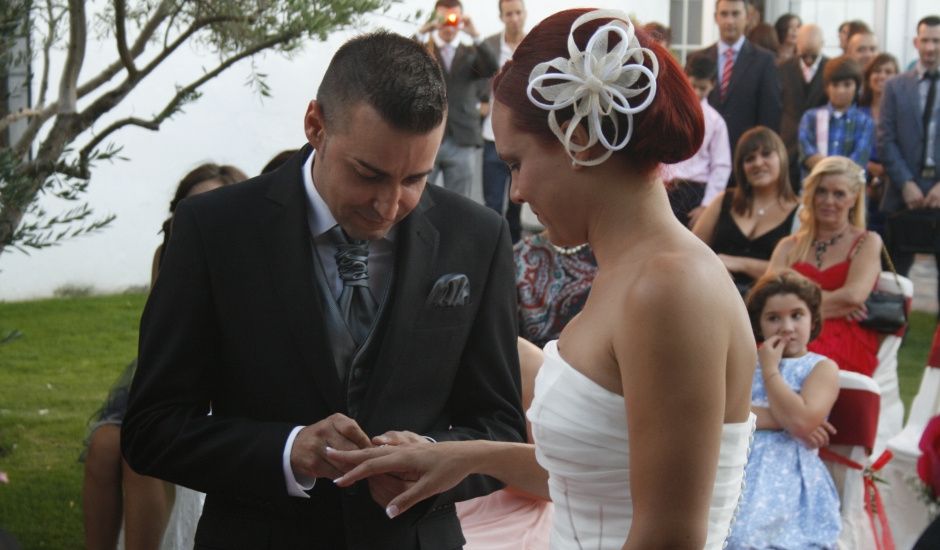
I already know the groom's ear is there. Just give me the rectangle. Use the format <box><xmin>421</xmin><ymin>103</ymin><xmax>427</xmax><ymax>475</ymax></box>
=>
<box><xmin>304</xmin><ymin>100</ymin><xmax>327</xmax><ymax>149</ymax></box>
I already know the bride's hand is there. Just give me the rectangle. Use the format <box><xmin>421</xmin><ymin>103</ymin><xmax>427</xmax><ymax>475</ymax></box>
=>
<box><xmin>327</xmin><ymin>442</ymin><xmax>472</xmax><ymax>518</ymax></box>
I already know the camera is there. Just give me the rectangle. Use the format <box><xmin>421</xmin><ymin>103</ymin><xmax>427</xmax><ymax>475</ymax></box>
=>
<box><xmin>442</xmin><ymin>13</ymin><xmax>460</xmax><ymax>27</ymax></box>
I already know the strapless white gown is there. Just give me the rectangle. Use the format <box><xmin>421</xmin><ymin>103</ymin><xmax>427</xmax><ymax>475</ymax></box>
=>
<box><xmin>527</xmin><ymin>341</ymin><xmax>755</xmax><ymax>549</ymax></box>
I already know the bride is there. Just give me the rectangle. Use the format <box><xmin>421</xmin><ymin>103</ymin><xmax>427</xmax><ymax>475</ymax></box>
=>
<box><xmin>330</xmin><ymin>9</ymin><xmax>756</xmax><ymax>549</ymax></box>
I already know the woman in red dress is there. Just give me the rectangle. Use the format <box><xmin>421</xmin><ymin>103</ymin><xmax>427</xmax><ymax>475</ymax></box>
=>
<box><xmin>768</xmin><ymin>155</ymin><xmax>883</xmax><ymax>375</ymax></box>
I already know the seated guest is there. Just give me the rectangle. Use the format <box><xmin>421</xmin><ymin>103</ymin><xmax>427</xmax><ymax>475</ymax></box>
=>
<box><xmin>727</xmin><ymin>269</ymin><xmax>841</xmax><ymax>549</ymax></box>
<box><xmin>768</xmin><ymin>156</ymin><xmax>883</xmax><ymax>376</ymax></box>
<box><xmin>667</xmin><ymin>54</ymin><xmax>732</xmax><ymax>228</ymax></box>
<box><xmin>456</xmin><ymin>338</ymin><xmax>552</xmax><ymax>550</ymax></box>
<box><xmin>514</xmin><ymin>229</ymin><xmax>596</xmax><ymax>348</ymax></box>
<box><xmin>774</xmin><ymin>13</ymin><xmax>801</xmax><ymax>63</ymax></box>
<box><xmin>693</xmin><ymin>127</ymin><xmax>799</xmax><ymax>295</ymax></box>
<box><xmin>799</xmin><ymin>56</ymin><xmax>875</xmax><ymax>180</ymax></box>
<box><xmin>81</xmin><ymin>163</ymin><xmax>246</xmax><ymax>550</ymax></box>
<box><xmin>858</xmin><ymin>53</ymin><xmax>900</xmax><ymax>234</ymax></box>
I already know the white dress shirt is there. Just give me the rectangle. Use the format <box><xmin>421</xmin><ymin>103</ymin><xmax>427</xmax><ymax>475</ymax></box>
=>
<box><xmin>481</xmin><ymin>33</ymin><xmax>515</xmax><ymax>142</ymax></box>
<box><xmin>717</xmin><ymin>35</ymin><xmax>746</xmax><ymax>80</ymax></box>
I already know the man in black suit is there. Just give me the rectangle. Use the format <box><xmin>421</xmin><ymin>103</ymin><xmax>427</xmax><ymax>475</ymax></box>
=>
<box><xmin>778</xmin><ymin>23</ymin><xmax>828</xmax><ymax>192</ymax></box>
<box><xmin>698</xmin><ymin>0</ymin><xmax>782</xmax><ymax>159</ymax></box>
<box><xmin>122</xmin><ymin>32</ymin><xmax>526</xmax><ymax>549</ymax></box>
<box><xmin>417</xmin><ymin>0</ymin><xmax>499</xmax><ymax>199</ymax></box>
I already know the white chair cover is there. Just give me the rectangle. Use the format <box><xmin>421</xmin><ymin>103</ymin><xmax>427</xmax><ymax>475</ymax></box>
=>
<box><xmin>828</xmin><ymin>371</ymin><xmax>882</xmax><ymax>550</ymax></box>
<box><xmin>872</xmin><ymin>272</ymin><xmax>914</xmax><ymax>456</ymax></box>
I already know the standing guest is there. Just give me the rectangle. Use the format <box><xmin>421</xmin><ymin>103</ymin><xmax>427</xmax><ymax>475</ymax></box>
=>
<box><xmin>747</xmin><ymin>23</ymin><xmax>780</xmax><ymax>57</ymax></box>
<box><xmin>480</xmin><ymin>0</ymin><xmax>527</xmax><ymax>243</ymax></box>
<box><xmin>778</xmin><ymin>23</ymin><xmax>829</xmax><ymax>193</ymax></box>
<box><xmin>699</xmin><ymin>0</ymin><xmax>782</xmax><ymax>160</ymax></box>
<box><xmin>878</xmin><ymin>15</ymin><xmax>940</xmax><ymax>315</ymax></box>
<box><xmin>416</xmin><ymin>0</ymin><xmax>500</xmax><ymax>198</ymax></box>
<box><xmin>774</xmin><ymin>13</ymin><xmax>801</xmax><ymax>63</ymax></box>
<box><xmin>643</xmin><ymin>21</ymin><xmax>671</xmax><ymax>49</ymax></box>
<box><xmin>667</xmin><ymin>54</ymin><xmax>732</xmax><ymax>228</ymax></box>
<box><xmin>769</xmin><ymin>156</ymin><xmax>883</xmax><ymax>376</ymax></box>
<box><xmin>693</xmin><ymin>127</ymin><xmax>799</xmax><ymax>295</ymax></box>
<box><xmin>838</xmin><ymin>20</ymin><xmax>870</xmax><ymax>54</ymax></box>
<box><xmin>858</xmin><ymin>53</ymin><xmax>900</xmax><ymax>234</ymax></box>
<box><xmin>798</xmin><ymin>56</ymin><xmax>875</xmax><ymax>179</ymax></box>
<box><xmin>727</xmin><ymin>269</ymin><xmax>841</xmax><ymax>549</ymax></box>
<box><xmin>82</xmin><ymin>163</ymin><xmax>246</xmax><ymax>550</ymax></box>
<box><xmin>745</xmin><ymin>0</ymin><xmax>763</xmax><ymax>33</ymax></box>
<box><xmin>122</xmin><ymin>31</ymin><xmax>526</xmax><ymax>549</ymax></box>
<box><xmin>859</xmin><ymin>54</ymin><xmax>900</xmax><ymax>126</ymax></box>
<box><xmin>846</xmin><ymin>30</ymin><xmax>879</xmax><ymax>76</ymax></box>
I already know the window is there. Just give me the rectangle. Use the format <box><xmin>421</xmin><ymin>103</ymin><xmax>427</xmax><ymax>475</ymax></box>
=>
<box><xmin>670</xmin><ymin>0</ymin><xmax>705</xmax><ymax>64</ymax></box>
<box><xmin>1</xmin><ymin>5</ymin><xmax>31</xmax><ymax>150</ymax></box>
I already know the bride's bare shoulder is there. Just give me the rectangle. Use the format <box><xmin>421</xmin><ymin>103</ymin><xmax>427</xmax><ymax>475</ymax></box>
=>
<box><xmin>620</xmin><ymin>245</ymin><xmax>737</xmax><ymax>315</ymax></box>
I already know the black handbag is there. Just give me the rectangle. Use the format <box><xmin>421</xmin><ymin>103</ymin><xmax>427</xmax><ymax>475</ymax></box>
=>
<box><xmin>858</xmin><ymin>246</ymin><xmax>908</xmax><ymax>334</ymax></box>
<box><xmin>885</xmin><ymin>208</ymin><xmax>940</xmax><ymax>255</ymax></box>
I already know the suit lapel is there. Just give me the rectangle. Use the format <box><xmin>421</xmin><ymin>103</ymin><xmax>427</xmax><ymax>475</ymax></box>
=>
<box><xmin>356</xmin><ymin>191</ymin><xmax>439</xmax><ymax>424</ymax></box>
<box><xmin>261</xmin><ymin>147</ymin><xmax>345</xmax><ymax>413</ymax></box>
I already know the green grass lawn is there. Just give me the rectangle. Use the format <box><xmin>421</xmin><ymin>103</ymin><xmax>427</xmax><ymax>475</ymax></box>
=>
<box><xmin>0</xmin><ymin>293</ymin><xmax>146</xmax><ymax>550</ymax></box>
<box><xmin>0</xmin><ymin>294</ymin><xmax>936</xmax><ymax>549</ymax></box>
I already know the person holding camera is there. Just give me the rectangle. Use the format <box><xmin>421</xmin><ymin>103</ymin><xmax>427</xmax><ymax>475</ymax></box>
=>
<box><xmin>416</xmin><ymin>0</ymin><xmax>499</xmax><ymax>199</ymax></box>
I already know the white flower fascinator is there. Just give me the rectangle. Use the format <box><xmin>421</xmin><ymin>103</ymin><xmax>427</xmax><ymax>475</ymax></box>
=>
<box><xmin>526</xmin><ymin>9</ymin><xmax>659</xmax><ymax>167</ymax></box>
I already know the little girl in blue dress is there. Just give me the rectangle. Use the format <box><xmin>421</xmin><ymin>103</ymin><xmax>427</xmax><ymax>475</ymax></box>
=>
<box><xmin>727</xmin><ymin>269</ymin><xmax>842</xmax><ymax>549</ymax></box>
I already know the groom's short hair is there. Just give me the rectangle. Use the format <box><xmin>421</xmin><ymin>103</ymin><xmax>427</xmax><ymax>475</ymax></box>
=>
<box><xmin>317</xmin><ymin>31</ymin><xmax>447</xmax><ymax>134</ymax></box>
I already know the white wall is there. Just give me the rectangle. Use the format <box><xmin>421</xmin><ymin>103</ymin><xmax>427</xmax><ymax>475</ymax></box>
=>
<box><xmin>0</xmin><ymin>0</ymin><xmax>668</xmax><ymax>301</ymax></box>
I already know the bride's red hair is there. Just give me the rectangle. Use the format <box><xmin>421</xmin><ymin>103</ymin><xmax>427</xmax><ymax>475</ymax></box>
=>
<box><xmin>493</xmin><ymin>9</ymin><xmax>704</xmax><ymax>175</ymax></box>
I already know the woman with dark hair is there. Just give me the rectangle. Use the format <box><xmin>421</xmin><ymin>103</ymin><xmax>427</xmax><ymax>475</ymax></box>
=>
<box><xmin>748</xmin><ymin>22</ymin><xmax>781</xmax><ymax>57</ymax></box>
<box><xmin>329</xmin><ymin>9</ymin><xmax>756</xmax><ymax>549</ymax></box>
<box><xmin>693</xmin><ymin>126</ymin><xmax>800</xmax><ymax>295</ymax></box>
<box><xmin>82</xmin><ymin>163</ymin><xmax>245</xmax><ymax>550</ymax></box>
<box><xmin>858</xmin><ymin>53</ymin><xmax>899</xmax><ymax>233</ymax></box>
<box><xmin>774</xmin><ymin>14</ymin><xmax>801</xmax><ymax>63</ymax></box>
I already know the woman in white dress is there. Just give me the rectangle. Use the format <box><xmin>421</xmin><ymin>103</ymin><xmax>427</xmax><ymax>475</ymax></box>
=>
<box><xmin>331</xmin><ymin>9</ymin><xmax>756</xmax><ymax>549</ymax></box>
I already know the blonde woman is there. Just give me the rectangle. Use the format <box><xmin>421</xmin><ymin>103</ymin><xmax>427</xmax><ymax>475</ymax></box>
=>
<box><xmin>768</xmin><ymin>156</ymin><xmax>882</xmax><ymax>376</ymax></box>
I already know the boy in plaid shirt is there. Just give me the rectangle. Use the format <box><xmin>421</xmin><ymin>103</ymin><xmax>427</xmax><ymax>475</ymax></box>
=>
<box><xmin>798</xmin><ymin>56</ymin><xmax>875</xmax><ymax>181</ymax></box>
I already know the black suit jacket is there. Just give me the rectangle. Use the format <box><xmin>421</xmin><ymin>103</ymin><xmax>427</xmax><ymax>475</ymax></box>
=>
<box><xmin>122</xmin><ymin>146</ymin><xmax>526</xmax><ymax>549</ymax></box>
<box><xmin>426</xmin><ymin>38</ymin><xmax>499</xmax><ymax>147</ymax></box>
<box><xmin>778</xmin><ymin>55</ymin><xmax>829</xmax><ymax>188</ymax></box>
<box><xmin>701</xmin><ymin>40</ymin><xmax>783</xmax><ymax>154</ymax></box>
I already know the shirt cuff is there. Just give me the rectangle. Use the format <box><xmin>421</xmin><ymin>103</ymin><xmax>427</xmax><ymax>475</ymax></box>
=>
<box><xmin>283</xmin><ymin>425</ymin><xmax>316</xmax><ymax>497</ymax></box>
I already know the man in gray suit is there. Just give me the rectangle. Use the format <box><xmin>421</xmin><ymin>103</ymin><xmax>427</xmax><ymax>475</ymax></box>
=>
<box><xmin>416</xmin><ymin>0</ymin><xmax>499</xmax><ymax>198</ymax></box>
<box><xmin>879</xmin><ymin>15</ymin><xmax>940</xmax><ymax>311</ymax></box>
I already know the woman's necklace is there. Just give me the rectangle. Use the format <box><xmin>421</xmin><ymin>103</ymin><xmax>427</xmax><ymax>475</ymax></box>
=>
<box><xmin>753</xmin><ymin>199</ymin><xmax>776</xmax><ymax>216</ymax></box>
<box><xmin>812</xmin><ymin>227</ymin><xmax>848</xmax><ymax>268</ymax></box>
<box><xmin>550</xmin><ymin>243</ymin><xmax>589</xmax><ymax>256</ymax></box>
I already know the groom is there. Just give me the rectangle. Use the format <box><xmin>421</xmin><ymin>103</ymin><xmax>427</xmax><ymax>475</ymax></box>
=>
<box><xmin>122</xmin><ymin>31</ymin><xmax>526</xmax><ymax>549</ymax></box>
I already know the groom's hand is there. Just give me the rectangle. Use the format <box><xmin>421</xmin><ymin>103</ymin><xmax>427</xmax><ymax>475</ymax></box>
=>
<box><xmin>290</xmin><ymin>413</ymin><xmax>372</xmax><ymax>480</ymax></box>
